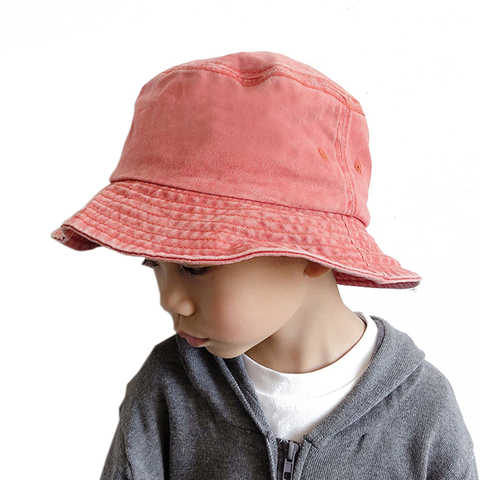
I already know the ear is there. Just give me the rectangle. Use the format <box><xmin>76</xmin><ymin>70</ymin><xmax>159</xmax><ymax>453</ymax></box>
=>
<box><xmin>304</xmin><ymin>261</ymin><xmax>331</xmax><ymax>278</ymax></box>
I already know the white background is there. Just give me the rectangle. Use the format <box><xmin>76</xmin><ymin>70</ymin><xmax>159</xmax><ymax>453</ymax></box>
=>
<box><xmin>1</xmin><ymin>1</ymin><xmax>479</xmax><ymax>478</ymax></box>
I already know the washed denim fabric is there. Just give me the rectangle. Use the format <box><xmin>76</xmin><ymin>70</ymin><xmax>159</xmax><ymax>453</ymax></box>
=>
<box><xmin>51</xmin><ymin>51</ymin><xmax>420</xmax><ymax>288</ymax></box>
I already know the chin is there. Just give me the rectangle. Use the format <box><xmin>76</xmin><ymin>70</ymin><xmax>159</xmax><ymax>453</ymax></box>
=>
<box><xmin>205</xmin><ymin>345</ymin><xmax>245</xmax><ymax>359</ymax></box>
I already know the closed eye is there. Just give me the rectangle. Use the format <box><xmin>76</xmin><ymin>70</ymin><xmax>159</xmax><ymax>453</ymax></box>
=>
<box><xmin>179</xmin><ymin>265</ymin><xmax>209</xmax><ymax>277</ymax></box>
<box><xmin>142</xmin><ymin>259</ymin><xmax>209</xmax><ymax>277</ymax></box>
<box><xmin>142</xmin><ymin>259</ymin><xmax>159</xmax><ymax>268</ymax></box>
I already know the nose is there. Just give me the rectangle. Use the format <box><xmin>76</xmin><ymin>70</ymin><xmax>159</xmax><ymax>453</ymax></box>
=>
<box><xmin>160</xmin><ymin>291</ymin><xmax>195</xmax><ymax>317</ymax></box>
<box><xmin>156</xmin><ymin>269</ymin><xmax>196</xmax><ymax>318</ymax></box>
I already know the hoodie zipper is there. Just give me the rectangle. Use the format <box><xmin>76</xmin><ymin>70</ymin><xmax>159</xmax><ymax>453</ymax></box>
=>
<box><xmin>278</xmin><ymin>439</ymin><xmax>300</xmax><ymax>480</ymax></box>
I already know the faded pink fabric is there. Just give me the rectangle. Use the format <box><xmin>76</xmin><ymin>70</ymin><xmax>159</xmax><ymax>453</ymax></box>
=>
<box><xmin>51</xmin><ymin>51</ymin><xmax>421</xmax><ymax>289</ymax></box>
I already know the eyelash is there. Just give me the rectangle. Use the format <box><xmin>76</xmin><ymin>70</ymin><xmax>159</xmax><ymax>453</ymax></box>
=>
<box><xmin>179</xmin><ymin>266</ymin><xmax>209</xmax><ymax>277</ymax></box>
<box><xmin>141</xmin><ymin>259</ymin><xmax>209</xmax><ymax>277</ymax></box>
<box><xmin>142</xmin><ymin>259</ymin><xmax>159</xmax><ymax>269</ymax></box>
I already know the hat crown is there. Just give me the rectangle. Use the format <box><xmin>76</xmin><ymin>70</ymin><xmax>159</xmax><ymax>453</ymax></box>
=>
<box><xmin>110</xmin><ymin>51</ymin><xmax>372</xmax><ymax>226</ymax></box>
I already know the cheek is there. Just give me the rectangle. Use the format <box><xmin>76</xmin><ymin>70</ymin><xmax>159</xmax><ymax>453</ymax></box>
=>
<box><xmin>201</xmin><ymin>284</ymin><xmax>258</xmax><ymax>340</ymax></box>
<box><xmin>207</xmin><ymin>295</ymin><xmax>254</xmax><ymax>338</ymax></box>
<box><xmin>205</xmin><ymin>278</ymin><xmax>301</xmax><ymax>340</ymax></box>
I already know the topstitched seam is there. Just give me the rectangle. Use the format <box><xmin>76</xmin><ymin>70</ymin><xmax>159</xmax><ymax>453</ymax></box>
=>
<box><xmin>160</xmin><ymin>63</ymin><xmax>363</xmax><ymax>114</ymax></box>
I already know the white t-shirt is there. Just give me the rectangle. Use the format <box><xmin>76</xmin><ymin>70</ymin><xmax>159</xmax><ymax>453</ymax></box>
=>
<box><xmin>242</xmin><ymin>312</ymin><xmax>378</xmax><ymax>443</ymax></box>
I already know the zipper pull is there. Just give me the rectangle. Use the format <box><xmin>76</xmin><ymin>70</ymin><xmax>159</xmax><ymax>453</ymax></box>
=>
<box><xmin>282</xmin><ymin>440</ymin><xmax>299</xmax><ymax>480</ymax></box>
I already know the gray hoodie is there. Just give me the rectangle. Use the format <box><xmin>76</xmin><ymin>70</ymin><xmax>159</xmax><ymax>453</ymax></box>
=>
<box><xmin>100</xmin><ymin>317</ymin><xmax>478</xmax><ymax>479</ymax></box>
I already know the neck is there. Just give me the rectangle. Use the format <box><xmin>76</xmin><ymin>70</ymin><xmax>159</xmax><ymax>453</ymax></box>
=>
<box><xmin>245</xmin><ymin>272</ymin><xmax>366</xmax><ymax>374</ymax></box>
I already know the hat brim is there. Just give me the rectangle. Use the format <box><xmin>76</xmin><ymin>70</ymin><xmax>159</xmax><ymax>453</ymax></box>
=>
<box><xmin>51</xmin><ymin>181</ymin><xmax>421</xmax><ymax>289</ymax></box>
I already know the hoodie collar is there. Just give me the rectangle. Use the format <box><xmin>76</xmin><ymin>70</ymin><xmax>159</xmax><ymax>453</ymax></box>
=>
<box><xmin>177</xmin><ymin>317</ymin><xmax>425</xmax><ymax>445</ymax></box>
<box><xmin>304</xmin><ymin>317</ymin><xmax>425</xmax><ymax>445</ymax></box>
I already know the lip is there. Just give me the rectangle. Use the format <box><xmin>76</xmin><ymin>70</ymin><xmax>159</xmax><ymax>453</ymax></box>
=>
<box><xmin>176</xmin><ymin>331</ymin><xmax>208</xmax><ymax>348</ymax></box>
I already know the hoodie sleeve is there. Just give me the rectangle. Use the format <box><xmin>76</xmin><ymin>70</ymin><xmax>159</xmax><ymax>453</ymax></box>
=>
<box><xmin>434</xmin><ymin>447</ymin><xmax>478</xmax><ymax>480</ymax></box>
<box><xmin>100</xmin><ymin>416</ymin><xmax>134</xmax><ymax>480</ymax></box>
<box><xmin>98</xmin><ymin>341</ymin><xmax>176</xmax><ymax>480</ymax></box>
<box><xmin>454</xmin><ymin>457</ymin><xmax>479</xmax><ymax>480</ymax></box>
<box><xmin>422</xmin><ymin>362</ymin><xmax>478</xmax><ymax>480</ymax></box>
<box><xmin>99</xmin><ymin>389</ymin><xmax>169</xmax><ymax>480</ymax></box>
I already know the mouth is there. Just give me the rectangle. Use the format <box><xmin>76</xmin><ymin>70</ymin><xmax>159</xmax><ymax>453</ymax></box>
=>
<box><xmin>176</xmin><ymin>331</ymin><xmax>208</xmax><ymax>348</ymax></box>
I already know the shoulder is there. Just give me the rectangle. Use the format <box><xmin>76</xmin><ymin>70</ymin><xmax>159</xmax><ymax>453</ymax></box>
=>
<box><xmin>413</xmin><ymin>360</ymin><xmax>471</xmax><ymax>436</ymax></box>
<box><xmin>371</xmin><ymin>318</ymin><xmax>476</xmax><ymax>467</ymax></box>
<box><xmin>140</xmin><ymin>334</ymin><xmax>183</xmax><ymax>374</ymax></box>
<box><xmin>407</xmin><ymin>360</ymin><xmax>476</xmax><ymax>477</ymax></box>
<box><xmin>416</xmin><ymin>360</ymin><xmax>457</xmax><ymax>402</ymax></box>
<box><xmin>123</xmin><ymin>335</ymin><xmax>187</xmax><ymax>402</ymax></box>
<box><xmin>373</xmin><ymin>319</ymin><xmax>466</xmax><ymax>426</ymax></box>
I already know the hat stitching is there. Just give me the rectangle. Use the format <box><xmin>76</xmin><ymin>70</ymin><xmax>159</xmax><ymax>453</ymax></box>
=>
<box><xmin>209</xmin><ymin>61</ymin><xmax>360</xmax><ymax>108</ymax></box>
<box><xmin>340</xmin><ymin>216</ymin><xmax>369</xmax><ymax>267</ymax></box>
<box><xmin>344</xmin><ymin>107</ymin><xmax>358</xmax><ymax>216</ymax></box>
<box><xmin>96</xmin><ymin>201</ymin><xmax>388</xmax><ymax>268</ymax></box>
<box><xmin>55</xmin><ymin>222</ymin><xmax>418</xmax><ymax>287</ymax></box>
<box><xmin>75</xmin><ymin>202</ymin><xmax>398</xmax><ymax>263</ymax></box>
<box><xmin>65</xmin><ymin>215</ymin><xmax>403</xmax><ymax>279</ymax></box>
<box><xmin>63</xmin><ymin>225</ymin><xmax>413</xmax><ymax>289</ymax></box>
<box><xmin>94</xmin><ymin>192</ymin><xmax>374</xmax><ymax>246</ymax></box>
<box><xmin>98</xmin><ymin>185</ymin><xmax>385</xmax><ymax>255</ymax></box>
<box><xmin>81</xmin><ymin>202</ymin><xmax>349</xmax><ymax>251</ymax></box>
<box><xmin>64</xmin><ymin>220</ymin><xmax>401</xmax><ymax>284</ymax></box>
<box><xmin>112</xmin><ymin>181</ymin><xmax>369</xmax><ymax>227</ymax></box>
<box><xmin>333</xmin><ymin>272</ymin><xmax>414</xmax><ymax>289</ymax></box>
<box><xmin>334</xmin><ymin>102</ymin><xmax>355</xmax><ymax>215</ymax></box>
<box><xmin>100</xmin><ymin>187</ymin><xmax>355</xmax><ymax>233</ymax></box>
<box><xmin>164</xmin><ymin>62</ymin><xmax>363</xmax><ymax>114</ymax></box>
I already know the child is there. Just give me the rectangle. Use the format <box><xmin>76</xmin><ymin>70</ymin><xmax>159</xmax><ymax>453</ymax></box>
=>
<box><xmin>51</xmin><ymin>51</ymin><xmax>478</xmax><ymax>479</ymax></box>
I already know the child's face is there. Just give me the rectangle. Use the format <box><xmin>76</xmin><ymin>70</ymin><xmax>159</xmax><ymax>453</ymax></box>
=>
<box><xmin>150</xmin><ymin>256</ymin><xmax>327</xmax><ymax>359</ymax></box>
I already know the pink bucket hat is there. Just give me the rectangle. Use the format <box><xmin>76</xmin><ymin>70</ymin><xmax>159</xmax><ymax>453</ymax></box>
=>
<box><xmin>51</xmin><ymin>51</ymin><xmax>421</xmax><ymax>289</ymax></box>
